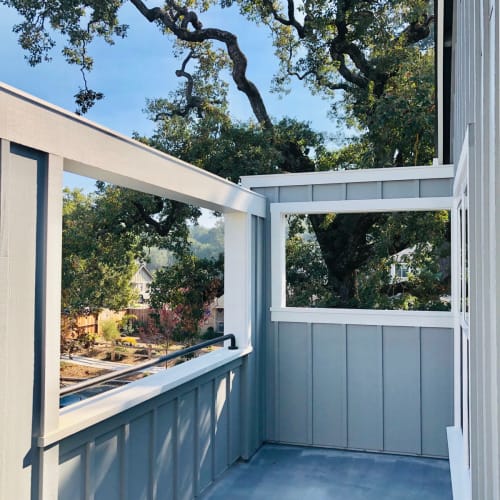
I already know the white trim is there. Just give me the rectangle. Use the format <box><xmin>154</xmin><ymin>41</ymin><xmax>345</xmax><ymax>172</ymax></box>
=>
<box><xmin>452</xmin><ymin>132</ymin><xmax>471</xmax><ymax>471</ymax></box>
<box><xmin>437</xmin><ymin>0</ymin><xmax>444</xmax><ymax>165</ymax></box>
<box><xmin>454</xmin><ymin>129</ymin><xmax>469</xmax><ymax>197</ymax></box>
<box><xmin>40</xmin><ymin>155</ymin><xmax>63</xmax><ymax>436</ymax></box>
<box><xmin>271</xmin><ymin>210</ymin><xmax>287</xmax><ymax>310</ymax></box>
<box><xmin>271</xmin><ymin>198</ymin><xmax>453</xmax><ymax>310</ymax></box>
<box><xmin>38</xmin><ymin>446</ymin><xmax>59</xmax><ymax>500</ymax></box>
<box><xmin>271</xmin><ymin>197</ymin><xmax>453</xmax><ymax>216</ymax></box>
<box><xmin>452</xmin><ymin>198</ymin><xmax>462</xmax><ymax>426</ymax></box>
<box><xmin>0</xmin><ymin>83</ymin><xmax>266</xmax><ymax>218</ymax></box>
<box><xmin>224</xmin><ymin>212</ymin><xmax>253</xmax><ymax>350</ymax></box>
<box><xmin>39</xmin><ymin>347</ymin><xmax>251</xmax><ymax>447</ymax></box>
<box><xmin>447</xmin><ymin>426</ymin><xmax>472</xmax><ymax>500</ymax></box>
<box><xmin>271</xmin><ymin>307</ymin><xmax>453</xmax><ymax>328</ymax></box>
<box><xmin>241</xmin><ymin>165</ymin><xmax>454</xmax><ymax>188</ymax></box>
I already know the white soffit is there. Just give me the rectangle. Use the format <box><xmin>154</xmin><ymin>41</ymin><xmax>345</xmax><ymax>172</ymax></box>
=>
<box><xmin>0</xmin><ymin>83</ymin><xmax>266</xmax><ymax>218</ymax></box>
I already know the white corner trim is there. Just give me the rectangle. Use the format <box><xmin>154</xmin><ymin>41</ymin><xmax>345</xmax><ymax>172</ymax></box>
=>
<box><xmin>241</xmin><ymin>165</ymin><xmax>454</xmax><ymax>188</ymax></box>
<box><xmin>271</xmin><ymin>210</ymin><xmax>287</xmax><ymax>310</ymax></box>
<box><xmin>437</xmin><ymin>0</ymin><xmax>445</xmax><ymax>165</ymax></box>
<box><xmin>38</xmin><ymin>347</ymin><xmax>251</xmax><ymax>448</ymax></box>
<box><xmin>224</xmin><ymin>212</ymin><xmax>253</xmax><ymax>350</ymax></box>
<box><xmin>447</xmin><ymin>426</ymin><xmax>472</xmax><ymax>500</ymax></box>
<box><xmin>40</xmin><ymin>154</ymin><xmax>64</xmax><ymax>436</ymax></box>
<box><xmin>271</xmin><ymin>307</ymin><xmax>454</xmax><ymax>327</ymax></box>
<box><xmin>453</xmin><ymin>129</ymin><xmax>469</xmax><ymax>197</ymax></box>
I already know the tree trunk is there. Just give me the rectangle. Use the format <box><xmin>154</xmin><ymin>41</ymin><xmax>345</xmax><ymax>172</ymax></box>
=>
<box><xmin>308</xmin><ymin>212</ymin><xmax>387</xmax><ymax>306</ymax></box>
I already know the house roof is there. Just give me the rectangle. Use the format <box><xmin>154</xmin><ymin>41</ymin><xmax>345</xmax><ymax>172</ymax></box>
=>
<box><xmin>132</xmin><ymin>264</ymin><xmax>153</xmax><ymax>282</ymax></box>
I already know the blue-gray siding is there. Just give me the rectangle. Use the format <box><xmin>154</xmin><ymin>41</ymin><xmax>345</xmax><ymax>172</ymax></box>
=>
<box><xmin>256</xmin><ymin>178</ymin><xmax>452</xmax><ymax>205</ymax></box>
<box><xmin>268</xmin><ymin>322</ymin><xmax>453</xmax><ymax>457</ymax></box>
<box><xmin>253</xmin><ymin>182</ymin><xmax>454</xmax><ymax>457</ymax></box>
<box><xmin>58</xmin><ymin>359</ymin><xmax>244</xmax><ymax>500</ymax></box>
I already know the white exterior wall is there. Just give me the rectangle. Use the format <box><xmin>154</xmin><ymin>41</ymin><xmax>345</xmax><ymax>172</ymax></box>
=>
<box><xmin>451</xmin><ymin>1</ymin><xmax>500</xmax><ymax>498</ymax></box>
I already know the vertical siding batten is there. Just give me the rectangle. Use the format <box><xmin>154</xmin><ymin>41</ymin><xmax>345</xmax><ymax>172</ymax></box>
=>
<box><xmin>55</xmin><ymin>359</ymin><xmax>244</xmax><ymax>500</ymax></box>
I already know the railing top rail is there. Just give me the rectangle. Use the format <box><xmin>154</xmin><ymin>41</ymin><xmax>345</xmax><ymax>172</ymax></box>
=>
<box><xmin>60</xmin><ymin>334</ymin><xmax>238</xmax><ymax>397</ymax></box>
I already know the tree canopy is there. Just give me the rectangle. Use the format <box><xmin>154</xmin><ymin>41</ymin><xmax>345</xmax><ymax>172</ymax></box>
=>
<box><xmin>62</xmin><ymin>187</ymin><xmax>142</xmax><ymax>315</ymax></box>
<box><xmin>4</xmin><ymin>0</ymin><xmax>449</xmax><ymax>310</ymax></box>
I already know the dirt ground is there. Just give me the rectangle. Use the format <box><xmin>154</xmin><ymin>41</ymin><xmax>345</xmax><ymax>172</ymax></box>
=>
<box><xmin>60</xmin><ymin>362</ymin><xmax>110</xmax><ymax>379</ymax></box>
<box><xmin>60</xmin><ymin>340</ymin><xmax>221</xmax><ymax>382</ymax></box>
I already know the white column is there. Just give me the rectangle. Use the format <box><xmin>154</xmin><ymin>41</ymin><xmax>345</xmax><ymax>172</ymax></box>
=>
<box><xmin>224</xmin><ymin>212</ymin><xmax>252</xmax><ymax>350</ymax></box>
<box><xmin>38</xmin><ymin>154</ymin><xmax>63</xmax><ymax>500</ymax></box>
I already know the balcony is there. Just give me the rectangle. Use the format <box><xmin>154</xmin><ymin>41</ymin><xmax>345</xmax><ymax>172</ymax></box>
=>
<box><xmin>0</xmin><ymin>83</ymin><xmax>456</xmax><ymax>500</ymax></box>
<box><xmin>200</xmin><ymin>444</ymin><xmax>452</xmax><ymax>500</ymax></box>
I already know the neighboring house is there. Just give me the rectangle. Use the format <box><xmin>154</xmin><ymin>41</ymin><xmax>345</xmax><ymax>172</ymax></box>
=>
<box><xmin>131</xmin><ymin>264</ymin><xmax>153</xmax><ymax>305</ymax></box>
<box><xmin>202</xmin><ymin>295</ymin><xmax>224</xmax><ymax>334</ymax></box>
<box><xmin>390</xmin><ymin>248</ymin><xmax>414</xmax><ymax>283</ymax></box>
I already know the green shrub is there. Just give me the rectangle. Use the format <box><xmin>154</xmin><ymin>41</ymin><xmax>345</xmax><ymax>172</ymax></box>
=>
<box><xmin>201</xmin><ymin>327</ymin><xmax>218</xmax><ymax>340</ymax></box>
<box><xmin>101</xmin><ymin>319</ymin><xmax>120</xmax><ymax>343</ymax></box>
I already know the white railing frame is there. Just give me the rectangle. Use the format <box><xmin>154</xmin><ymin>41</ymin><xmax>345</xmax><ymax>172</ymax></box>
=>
<box><xmin>0</xmin><ymin>83</ymin><xmax>266</xmax><ymax>486</ymax></box>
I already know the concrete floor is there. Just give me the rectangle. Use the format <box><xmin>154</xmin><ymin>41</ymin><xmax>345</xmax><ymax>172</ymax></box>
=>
<box><xmin>200</xmin><ymin>444</ymin><xmax>453</xmax><ymax>500</ymax></box>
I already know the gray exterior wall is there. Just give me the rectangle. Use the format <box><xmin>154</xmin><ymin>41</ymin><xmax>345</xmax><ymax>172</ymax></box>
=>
<box><xmin>240</xmin><ymin>215</ymin><xmax>266</xmax><ymax>458</ymax></box>
<box><xmin>266</xmin><ymin>322</ymin><xmax>453</xmax><ymax>457</ymax></box>
<box><xmin>253</xmin><ymin>179</ymin><xmax>454</xmax><ymax>457</ymax></box>
<box><xmin>450</xmin><ymin>1</ymin><xmax>500</xmax><ymax>498</ymax></box>
<box><xmin>57</xmin><ymin>359</ymin><xmax>243</xmax><ymax>500</ymax></box>
<box><xmin>256</xmin><ymin>178</ymin><xmax>452</xmax><ymax>204</ymax></box>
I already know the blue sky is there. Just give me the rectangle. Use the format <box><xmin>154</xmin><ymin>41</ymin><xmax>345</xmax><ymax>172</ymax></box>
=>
<box><xmin>0</xmin><ymin>3</ymin><xmax>336</xmax><ymax>135</ymax></box>
<box><xmin>0</xmin><ymin>2</ymin><xmax>340</xmax><ymax>224</ymax></box>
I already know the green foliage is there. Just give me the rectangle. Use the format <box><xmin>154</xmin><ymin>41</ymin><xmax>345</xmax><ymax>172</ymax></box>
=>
<box><xmin>119</xmin><ymin>314</ymin><xmax>138</xmax><ymax>335</ymax></box>
<box><xmin>189</xmin><ymin>220</ymin><xmax>224</xmax><ymax>259</ymax></box>
<box><xmin>357</xmin><ymin>211</ymin><xmax>451</xmax><ymax>310</ymax></box>
<box><xmin>93</xmin><ymin>182</ymin><xmax>199</xmax><ymax>254</ymax></box>
<box><xmin>101</xmin><ymin>319</ymin><xmax>120</xmax><ymax>343</ymax></box>
<box><xmin>2</xmin><ymin>0</ymin><xmax>127</xmax><ymax>112</ymax></box>
<box><xmin>62</xmin><ymin>188</ymin><xmax>141</xmax><ymax>316</ymax></box>
<box><xmin>286</xmin><ymin>233</ymin><xmax>332</xmax><ymax>307</ymax></box>
<box><xmin>5</xmin><ymin>0</ymin><xmax>443</xmax><ymax>310</ymax></box>
<box><xmin>286</xmin><ymin>212</ymin><xmax>450</xmax><ymax>310</ymax></box>
<box><xmin>201</xmin><ymin>326</ymin><xmax>218</xmax><ymax>340</ymax></box>
<box><xmin>149</xmin><ymin>253</ymin><xmax>223</xmax><ymax>337</ymax></box>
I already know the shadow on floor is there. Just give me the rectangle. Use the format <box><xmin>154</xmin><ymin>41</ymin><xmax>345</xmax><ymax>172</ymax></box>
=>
<box><xmin>200</xmin><ymin>444</ymin><xmax>453</xmax><ymax>500</ymax></box>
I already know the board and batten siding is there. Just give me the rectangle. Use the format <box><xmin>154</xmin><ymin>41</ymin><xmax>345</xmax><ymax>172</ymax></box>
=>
<box><xmin>268</xmin><ymin>322</ymin><xmax>453</xmax><ymax>457</ymax></box>
<box><xmin>57</xmin><ymin>359</ymin><xmax>243</xmax><ymax>500</ymax></box>
<box><xmin>246</xmin><ymin>170</ymin><xmax>455</xmax><ymax>457</ymax></box>
<box><xmin>449</xmin><ymin>0</ymin><xmax>500</xmax><ymax>499</ymax></box>
<box><xmin>242</xmin><ymin>166</ymin><xmax>453</xmax><ymax>204</ymax></box>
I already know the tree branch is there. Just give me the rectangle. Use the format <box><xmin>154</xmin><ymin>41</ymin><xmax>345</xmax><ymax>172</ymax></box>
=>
<box><xmin>129</xmin><ymin>0</ymin><xmax>272</xmax><ymax>128</ymax></box>
<box><xmin>399</xmin><ymin>15</ymin><xmax>435</xmax><ymax>45</ymax></box>
<box><xmin>329</xmin><ymin>9</ymin><xmax>389</xmax><ymax>96</ymax></box>
<box><xmin>262</xmin><ymin>0</ymin><xmax>306</xmax><ymax>38</ymax></box>
<box><xmin>131</xmin><ymin>199</ymin><xmax>183</xmax><ymax>237</ymax></box>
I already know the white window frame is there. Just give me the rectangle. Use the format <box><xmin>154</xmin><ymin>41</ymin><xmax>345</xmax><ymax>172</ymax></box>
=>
<box><xmin>270</xmin><ymin>196</ymin><xmax>453</xmax><ymax>326</ymax></box>
<box><xmin>452</xmin><ymin>129</ymin><xmax>471</xmax><ymax>477</ymax></box>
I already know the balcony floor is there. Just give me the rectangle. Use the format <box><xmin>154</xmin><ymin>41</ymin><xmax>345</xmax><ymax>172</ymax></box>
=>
<box><xmin>200</xmin><ymin>444</ymin><xmax>453</xmax><ymax>500</ymax></box>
